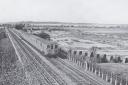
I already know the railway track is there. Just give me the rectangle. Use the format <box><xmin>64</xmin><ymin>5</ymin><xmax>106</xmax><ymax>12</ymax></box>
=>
<box><xmin>57</xmin><ymin>58</ymin><xmax>110</xmax><ymax>85</ymax></box>
<box><xmin>9</xmin><ymin>30</ymin><xmax>67</xmax><ymax>85</ymax></box>
<box><xmin>49</xmin><ymin>58</ymin><xmax>91</xmax><ymax>85</ymax></box>
<box><xmin>9</xmin><ymin>31</ymin><xmax>51</xmax><ymax>85</ymax></box>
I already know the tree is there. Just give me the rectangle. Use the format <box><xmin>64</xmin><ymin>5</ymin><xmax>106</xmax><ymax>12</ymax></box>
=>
<box><xmin>125</xmin><ymin>58</ymin><xmax>128</xmax><ymax>63</ymax></box>
<box><xmin>96</xmin><ymin>54</ymin><xmax>101</xmax><ymax>63</ymax></box>
<box><xmin>110</xmin><ymin>56</ymin><xmax>114</xmax><ymax>62</ymax></box>
<box><xmin>117</xmin><ymin>57</ymin><xmax>122</xmax><ymax>63</ymax></box>
<box><xmin>15</xmin><ymin>24</ymin><xmax>24</xmax><ymax>30</ymax></box>
<box><xmin>101</xmin><ymin>54</ymin><xmax>108</xmax><ymax>63</ymax></box>
<box><xmin>113</xmin><ymin>57</ymin><xmax>122</xmax><ymax>63</ymax></box>
<box><xmin>90</xmin><ymin>52</ymin><xmax>94</xmax><ymax>58</ymax></box>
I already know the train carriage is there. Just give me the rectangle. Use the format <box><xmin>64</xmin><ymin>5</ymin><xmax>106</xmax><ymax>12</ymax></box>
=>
<box><xmin>30</xmin><ymin>35</ymin><xmax>59</xmax><ymax>56</ymax></box>
<box><xmin>18</xmin><ymin>30</ymin><xmax>59</xmax><ymax>56</ymax></box>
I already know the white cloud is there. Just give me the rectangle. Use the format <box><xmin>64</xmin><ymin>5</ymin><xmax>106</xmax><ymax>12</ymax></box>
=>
<box><xmin>0</xmin><ymin>0</ymin><xmax>127</xmax><ymax>24</ymax></box>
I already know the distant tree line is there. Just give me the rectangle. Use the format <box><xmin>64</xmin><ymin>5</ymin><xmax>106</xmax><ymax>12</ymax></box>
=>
<box><xmin>110</xmin><ymin>56</ymin><xmax>122</xmax><ymax>63</ymax></box>
<box><xmin>91</xmin><ymin>53</ymin><xmax>123</xmax><ymax>63</ymax></box>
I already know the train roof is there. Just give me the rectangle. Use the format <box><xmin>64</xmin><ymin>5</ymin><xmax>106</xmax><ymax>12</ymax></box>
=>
<box><xmin>27</xmin><ymin>32</ymin><xmax>57</xmax><ymax>45</ymax></box>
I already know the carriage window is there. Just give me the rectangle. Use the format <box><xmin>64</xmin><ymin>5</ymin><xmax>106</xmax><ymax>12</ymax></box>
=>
<box><xmin>74</xmin><ymin>51</ymin><xmax>77</xmax><ymax>55</ymax></box>
<box><xmin>51</xmin><ymin>44</ymin><xmax>53</xmax><ymax>49</ymax></box>
<box><xmin>79</xmin><ymin>51</ymin><xmax>82</xmax><ymax>55</ymax></box>
<box><xmin>55</xmin><ymin>45</ymin><xmax>58</xmax><ymax>48</ymax></box>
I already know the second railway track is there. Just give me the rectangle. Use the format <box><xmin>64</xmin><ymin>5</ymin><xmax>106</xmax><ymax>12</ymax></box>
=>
<box><xmin>9</xmin><ymin>30</ymin><xmax>67</xmax><ymax>85</ymax></box>
<box><xmin>57</xmin><ymin>58</ymin><xmax>109</xmax><ymax>85</ymax></box>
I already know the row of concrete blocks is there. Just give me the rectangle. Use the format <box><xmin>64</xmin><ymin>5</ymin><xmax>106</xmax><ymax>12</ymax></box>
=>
<box><xmin>68</xmin><ymin>57</ymin><xmax>128</xmax><ymax>85</ymax></box>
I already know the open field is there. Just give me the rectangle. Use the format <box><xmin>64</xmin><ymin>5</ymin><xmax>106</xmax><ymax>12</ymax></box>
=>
<box><xmin>69</xmin><ymin>29</ymin><xmax>128</xmax><ymax>50</ymax></box>
<box><xmin>98</xmin><ymin>63</ymin><xmax>128</xmax><ymax>78</ymax></box>
<box><xmin>78</xmin><ymin>28</ymin><xmax>128</xmax><ymax>33</ymax></box>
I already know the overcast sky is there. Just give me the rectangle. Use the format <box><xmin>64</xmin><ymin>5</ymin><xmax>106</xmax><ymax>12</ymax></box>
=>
<box><xmin>0</xmin><ymin>0</ymin><xmax>128</xmax><ymax>24</ymax></box>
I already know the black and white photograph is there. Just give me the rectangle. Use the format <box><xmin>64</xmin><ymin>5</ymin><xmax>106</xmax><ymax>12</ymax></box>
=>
<box><xmin>0</xmin><ymin>0</ymin><xmax>128</xmax><ymax>85</ymax></box>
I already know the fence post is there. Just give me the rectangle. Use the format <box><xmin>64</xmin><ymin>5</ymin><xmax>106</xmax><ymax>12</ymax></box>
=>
<box><xmin>99</xmin><ymin>69</ymin><xmax>101</xmax><ymax>77</ymax></box>
<box><xmin>95</xmin><ymin>68</ymin><xmax>97</xmax><ymax>75</ymax></box>
<box><xmin>102</xmin><ymin>71</ymin><xmax>104</xmax><ymax>79</ymax></box>
<box><xmin>114</xmin><ymin>76</ymin><xmax>118</xmax><ymax>85</ymax></box>
<box><xmin>91</xmin><ymin>64</ymin><xmax>93</xmax><ymax>72</ymax></box>
<box><xmin>85</xmin><ymin>62</ymin><xmax>88</xmax><ymax>71</ymax></box>
<box><xmin>125</xmin><ymin>81</ymin><xmax>127</xmax><ymax>85</ymax></box>
<box><xmin>106</xmin><ymin>73</ymin><xmax>108</xmax><ymax>82</ymax></box>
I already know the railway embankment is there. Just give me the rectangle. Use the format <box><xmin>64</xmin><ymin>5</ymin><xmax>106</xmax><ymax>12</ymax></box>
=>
<box><xmin>0</xmin><ymin>29</ymin><xmax>28</xmax><ymax>85</ymax></box>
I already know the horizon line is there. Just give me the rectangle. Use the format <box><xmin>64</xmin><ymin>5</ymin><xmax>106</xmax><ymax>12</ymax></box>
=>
<box><xmin>1</xmin><ymin>20</ymin><xmax>128</xmax><ymax>25</ymax></box>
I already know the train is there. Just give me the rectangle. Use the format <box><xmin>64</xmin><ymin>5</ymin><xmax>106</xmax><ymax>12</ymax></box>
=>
<box><xmin>14</xmin><ymin>29</ymin><xmax>68</xmax><ymax>58</ymax></box>
<box><xmin>13</xmin><ymin>29</ymin><xmax>92</xmax><ymax>59</ymax></box>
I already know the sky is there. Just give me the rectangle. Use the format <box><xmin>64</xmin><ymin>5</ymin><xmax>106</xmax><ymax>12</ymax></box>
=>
<box><xmin>0</xmin><ymin>0</ymin><xmax>128</xmax><ymax>24</ymax></box>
